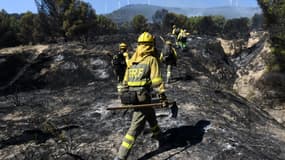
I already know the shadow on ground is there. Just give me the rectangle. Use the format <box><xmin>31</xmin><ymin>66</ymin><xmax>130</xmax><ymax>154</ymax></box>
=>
<box><xmin>0</xmin><ymin>125</ymin><xmax>79</xmax><ymax>149</ymax></box>
<box><xmin>138</xmin><ymin>120</ymin><xmax>211</xmax><ymax>160</ymax></box>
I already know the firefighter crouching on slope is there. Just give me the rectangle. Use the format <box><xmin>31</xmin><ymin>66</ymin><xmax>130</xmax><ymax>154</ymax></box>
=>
<box><xmin>114</xmin><ymin>32</ymin><xmax>168</xmax><ymax>160</ymax></box>
<box><xmin>112</xmin><ymin>43</ymin><xmax>129</xmax><ymax>83</ymax></box>
<box><xmin>160</xmin><ymin>40</ymin><xmax>177</xmax><ymax>84</ymax></box>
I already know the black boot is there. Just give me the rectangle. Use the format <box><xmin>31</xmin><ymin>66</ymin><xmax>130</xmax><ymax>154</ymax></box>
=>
<box><xmin>152</xmin><ymin>132</ymin><xmax>168</xmax><ymax>148</ymax></box>
<box><xmin>158</xmin><ymin>136</ymin><xmax>167</xmax><ymax>148</ymax></box>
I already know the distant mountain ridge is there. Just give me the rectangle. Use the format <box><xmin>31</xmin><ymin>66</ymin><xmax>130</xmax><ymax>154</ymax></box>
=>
<box><xmin>106</xmin><ymin>4</ymin><xmax>262</xmax><ymax>23</ymax></box>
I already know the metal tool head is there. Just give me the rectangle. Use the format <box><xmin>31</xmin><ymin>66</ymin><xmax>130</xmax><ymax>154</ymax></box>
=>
<box><xmin>170</xmin><ymin>101</ymin><xmax>178</xmax><ymax>118</ymax></box>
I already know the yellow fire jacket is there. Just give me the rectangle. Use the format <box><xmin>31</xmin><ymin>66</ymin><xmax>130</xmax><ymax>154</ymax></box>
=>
<box><xmin>123</xmin><ymin>44</ymin><xmax>165</xmax><ymax>94</ymax></box>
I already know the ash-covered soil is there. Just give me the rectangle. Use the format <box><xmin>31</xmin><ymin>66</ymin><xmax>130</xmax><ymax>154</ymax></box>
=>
<box><xmin>0</xmin><ymin>34</ymin><xmax>285</xmax><ymax>160</ymax></box>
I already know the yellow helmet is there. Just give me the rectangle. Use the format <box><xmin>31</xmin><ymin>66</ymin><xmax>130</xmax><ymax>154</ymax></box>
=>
<box><xmin>165</xmin><ymin>40</ymin><xmax>172</xmax><ymax>45</ymax></box>
<box><xmin>119</xmin><ymin>43</ymin><xmax>127</xmax><ymax>49</ymax></box>
<box><xmin>137</xmin><ymin>32</ymin><xmax>154</xmax><ymax>44</ymax></box>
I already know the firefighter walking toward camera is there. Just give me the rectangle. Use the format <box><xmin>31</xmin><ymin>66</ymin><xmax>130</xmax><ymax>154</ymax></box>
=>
<box><xmin>112</xmin><ymin>43</ymin><xmax>129</xmax><ymax>82</ymax></box>
<box><xmin>114</xmin><ymin>32</ymin><xmax>168</xmax><ymax>160</ymax></box>
<box><xmin>160</xmin><ymin>40</ymin><xmax>177</xmax><ymax>84</ymax></box>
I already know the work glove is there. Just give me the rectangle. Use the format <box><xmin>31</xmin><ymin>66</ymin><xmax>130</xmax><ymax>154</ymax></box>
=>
<box><xmin>159</xmin><ymin>93</ymin><xmax>168</xmax><ymax>108</ymax></box>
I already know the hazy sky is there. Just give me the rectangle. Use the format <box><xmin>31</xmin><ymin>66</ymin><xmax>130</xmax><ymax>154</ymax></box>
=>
<box><xmin>0</xmin><ymin>0</ymin><xmax>259</xmax><ymax>14</ymax></box>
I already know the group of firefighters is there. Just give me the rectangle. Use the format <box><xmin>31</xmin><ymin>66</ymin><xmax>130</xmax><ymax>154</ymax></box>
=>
<box><xmin>111</xmin><ymin>26</ymin><xmax>189</xmax><ymax>160</ymax></box>
<box><xmin>172</xmin><ymin>25</ymin><xmax>189</xmax><ymax>50</ymax></box>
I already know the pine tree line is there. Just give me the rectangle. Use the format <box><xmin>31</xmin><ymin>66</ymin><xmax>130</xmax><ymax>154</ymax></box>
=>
<box><xmin>0</xmin><ymin>0</ymin><xmax>266</xmax><ymax>48</ymax></box>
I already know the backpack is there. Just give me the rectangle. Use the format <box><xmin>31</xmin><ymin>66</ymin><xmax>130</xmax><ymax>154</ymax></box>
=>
<box><xmin>174</xmin><ymin>28</ymin><xmax>180</xmax><ymax>36</ymax></box>
<box><xmin>112</xmin><ymin>52</ymin><xmax>126</xmax><ymax>67</ymax></box>
<box><xmin>161</xmin><ymin>45</ymin><xmax>176</xmax><ymax>65</ymax></box>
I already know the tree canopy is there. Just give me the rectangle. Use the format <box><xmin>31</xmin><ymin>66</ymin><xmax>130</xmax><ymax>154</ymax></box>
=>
<box><xmin>1</xmin><ymin>0</ymin><xmax>282</xmax><ymax>51</ymax></box>
<box><xmin>131</xmin><ymin>15</ymin><xmax>148</xmax><ymax>33</ymax></box>
<box><xmin>257</xmin><ymin>0</ymin><xmax>285</xmax><ymax>72</ymax></box>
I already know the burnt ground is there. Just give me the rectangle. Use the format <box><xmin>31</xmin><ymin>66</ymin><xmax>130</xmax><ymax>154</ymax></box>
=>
<box><xmin>0</xmin><ymin>35</ymin><xmax>285</xmax><ymax>160</ymax></box>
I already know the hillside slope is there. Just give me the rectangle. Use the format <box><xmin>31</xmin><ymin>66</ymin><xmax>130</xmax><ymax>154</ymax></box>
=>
<box><xmin>232</xmin><ymin>31</ymin><xmax>285</xmax><ymax>126</ymax></box>
<box><xmin>106</xmin><ymin>4</ymin><xmax>261</xmax><ymax>23</ymax></box>
<box><xmin>0</xmin><ymin>34</ymin><xmax>285</xmax><ymax>160</ymax></box>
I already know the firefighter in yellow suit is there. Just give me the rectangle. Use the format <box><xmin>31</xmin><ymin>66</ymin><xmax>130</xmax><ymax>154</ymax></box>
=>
<box><xmin>112</xmin><ymin>43</ymin><xmax>130</xmax><ymax>83</ymax></box>
<box><xmin>120</xmin><ymin>43</ymin><xmax>130</xmax><ymax>67</ymax></box>
<box><xmin>114</xmin><ymin>32</ymin><xmax>168</xmax><ymax>160</ymax></box>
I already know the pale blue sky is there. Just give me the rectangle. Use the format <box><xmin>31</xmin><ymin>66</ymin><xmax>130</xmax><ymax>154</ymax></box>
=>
<box><xmin>0</xmin><ymin>0</ymin><xmax>259</xmax><ymax>14</ymax></box>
